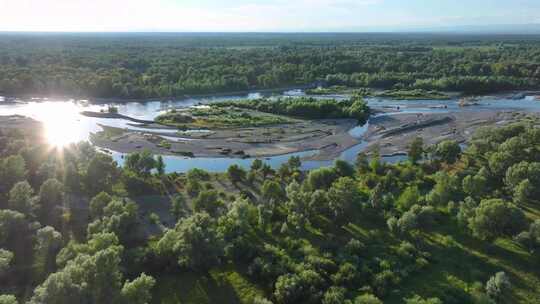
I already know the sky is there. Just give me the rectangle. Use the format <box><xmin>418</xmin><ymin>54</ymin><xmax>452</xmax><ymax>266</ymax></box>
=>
<box><xmin>0</xmin><ymin>0</ymin><xmax>539</xmax><ymax>32</ymax></box>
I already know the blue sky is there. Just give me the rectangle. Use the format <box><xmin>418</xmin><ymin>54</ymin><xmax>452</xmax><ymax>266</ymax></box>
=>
<box><xmin>0</xmin><ymin>0</ymin><xmax>539</xmax><ymax>32</ymax></box>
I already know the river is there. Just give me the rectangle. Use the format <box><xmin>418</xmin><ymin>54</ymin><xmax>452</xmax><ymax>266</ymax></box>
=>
<box><xmin>0</xmin><ymin>91</ymin><xmax>539</xmax><ymax>172</ymax></box>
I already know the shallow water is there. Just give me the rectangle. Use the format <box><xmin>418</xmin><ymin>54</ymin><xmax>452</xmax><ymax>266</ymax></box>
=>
<box><xmin>1</xmin><ymin>91</ymin><xmax>539</xmax><ymax>172</ymax></box>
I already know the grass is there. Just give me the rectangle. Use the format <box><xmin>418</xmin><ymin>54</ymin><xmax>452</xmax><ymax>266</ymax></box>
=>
<box><xmin>156</xmin><ymin>106</ymin><xmax>295</xmax><ymax>129</ymax></box>
<box><xmin>385</xmin><ymin>216</ymin><xmax>540</xmax><ymax>304</ymax></box>
<box><xmin>91</xmin><ymin>125</ymin><xmax>126</xmax><ymax>140</ymax></box>
<box><xmin>152</xmin><ymin>265</ymin><xmax>266</xmax><ymax>304</ymax></box>
<box><xmin>375</xmin><ymin>89</ymin><xmax>450</xmax><ymax>100</ymax></box>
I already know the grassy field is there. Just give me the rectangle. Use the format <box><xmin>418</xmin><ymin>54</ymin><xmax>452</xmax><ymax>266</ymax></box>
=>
<box><xmin>152</xmin><ymin>266</ymin><xmax>266</xmax><ymax>304</ymax></box>
<box><xmin>155</xmin><ymin>106</ymin><xmax>296</xmax><ymax>129</ymax></box>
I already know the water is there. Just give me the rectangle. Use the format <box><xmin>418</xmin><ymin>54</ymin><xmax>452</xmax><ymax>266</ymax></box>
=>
<box><xmin>1</xmin><ymin>92</ymin><xmax>539</xmax><ymax>172</ymax></box>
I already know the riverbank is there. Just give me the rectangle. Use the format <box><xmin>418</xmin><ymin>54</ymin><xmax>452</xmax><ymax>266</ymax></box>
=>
<box><xmin>90</xmin><ymin>118</ymin><xmax>361</xmax><ymax>160</ymax></box>
<box><xmin>362</xmin><ymin>110</ymin><xmax>540</xmax><ymax>157</ymax></box>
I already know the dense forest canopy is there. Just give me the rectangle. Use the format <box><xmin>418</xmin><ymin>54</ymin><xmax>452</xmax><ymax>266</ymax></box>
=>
<box><xmin>0</xmin><ymin>112</ymin><xmax>539</xmax><ymax>303</ymax></box>
<box><xmin>1</xmin><ymin>33</ymin><xmax>540</xmax><ymax>98</ymax></box>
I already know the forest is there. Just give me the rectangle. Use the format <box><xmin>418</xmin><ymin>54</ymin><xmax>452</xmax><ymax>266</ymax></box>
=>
<box><xmin>0</xmin><ymin>104</ymin><xmax>539</xmax><ymax>304</ymax></box>
<box><xmin>1</xmin><ymin>33</ymin><xmax>540</xmax><ymax>98</ymax></box>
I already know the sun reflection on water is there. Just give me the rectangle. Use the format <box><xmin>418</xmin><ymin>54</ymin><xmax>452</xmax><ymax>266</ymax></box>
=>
<box><xmin>19</xmin><ymin>101</ymin><xmax>85</xmax><ymax>148</ymax></box>
<box><xmin>42</xmin><ymin>103</ymin><xmax>85</xmax><ymax>148</ymax></box>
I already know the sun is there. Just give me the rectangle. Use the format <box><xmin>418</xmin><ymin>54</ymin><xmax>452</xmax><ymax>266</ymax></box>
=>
<box><xmin>38</xmin><ymin>102</ymin><xmax>82</xmax><ymax>148</ymax></box>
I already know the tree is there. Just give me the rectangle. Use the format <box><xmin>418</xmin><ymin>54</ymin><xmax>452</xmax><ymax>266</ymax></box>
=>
<box><xmin>0</xmin><ymin>295</ymin><xmax>17</xmax><ymax>304</ymax></box>
<box><xmin>218</xmin><ymin>199</ymin><xmax>259</xmax><ymax>261</ymax></box>
<box><xmin>34</xmin><ymin>226</ymin><xmax>63</xmax><ymax>279</ymax></box>
<box><xmin>37</xmin><ymin>179</ymin><xmax>64</xmax><ymax>225</ymax></box>
<box><xmin>121</xmin><ymin>273</ymin><xmax>156</xmax><ymax>304</ymax></box>
<box><xmin>327</xmin><ymin>177</ymin><xmax>361</xmax><ymax>220</ymax></box>
<box><xmin>408</xmin><ymin>137</ymin><xmax>424</xmax><ymax>164</ymax></box>
<box><xmin>462</xmin><ymin>174</ymin><xmax>487</xmax><ymax>199</ymax></box>
<box><xmin>87</xmin><ymin>199</ymin><xmax>138</xmax><ymax>242</ymax></box>
<box><xmin>354</xmin><ymin>294</ymin><xmax>383</xmax><ymax>304</ymax></box>
<box><xmin>63</xmin><ymin>162</ymin><xmax>81</xmax><ymax>193</ymax></box>
<box><xmin>251</xmin><ymin>159</ymin><xmax>263</xmax><ymax>171</ymax></box>
<box><xmin>396</xmin><ymin>185</ymin><xmax>421</xmax><ymax>211</ymax></box>
<box><xmin>486</xmin><ymin>272</ymin><xmax>511</xmax><ymax>303</ymax></box>
<box><xmin>124</xmin><ymin>151</ymin><xmax>156</xmax><ymax>178</ymax></box>
<box><xmin>193</xmin><ymin>190</ymin><xmax>223</xmax><ymax>216</ymax></box>
<box><xmin>334</xmin><ymin>159</ymin><xmax>355</xmax><ymax>177</ymax></box>
<box><xmin>85</xmin><ymin>153</ymin><xmax>118</xmax><ymax>195</ymax></box>
<box><xmin>322</xmin><ymin>286</ymin><xmax>346</xmax><ymax>304</ymax></box>
<box><xmin>227</xmin><ymin>164</ymin><xmax>246</xmax><ymax>183</ymax></box>
<box><xmin>469</xmin><ymin>199</ymin><xmax>527</xmax><ymax>241</ymax></box>
<box><xmin>0</xmin><ymin>210</ymin><xmax>29</xmax><ymax>251</ymax></box>
<box><xmin>156</xmin><ymin>155</ymin><xmax>165</xmax><ymax>176</ymax></box>
<box><xmin>8</xmin><ymin>181</ymin><xmax>34</xmax><ymax>215</ymax></box>
<box><xmin>435</xmin><ymin>140</ymin><xmax>461</xmax><ymax>164</ymax></box>
<box><xmin>171</xmin><ymin>194</ymin><xmax>186</xmax><ymax>220</ymax></box>
<box><xmin>156</xmin><ymin>212</ymin><xmax>224</xmax><ymax>270</ymax></box>
<box><xmin>29</xmin><ymin>246</ymin><xmax>124</xmax><ymax>304</ymax></box>
<box><xmin>0</xmin><ymin>155</ymin><xmax>26</xmax><ymax>193</ymax></box>
<box><xmin>89</xmin><ymin>192</ymin><xmax>112</xmax><ymax>219</ymax></box>
<box><xmin>404</xmin><ymin>295</ymin><xmax>443</xmax><ymax>304</ymax></box>
<box><xmin>0</xmin><ymin>249</ymin><xmax>13</xmax><ymax>276</ymax></box>
<box><xmin>355</xmin><ymin>152</ymin><xmax>370</xmax><ymax>174</ymax></box>
<box><xmin>261</xmin><ymin>180</ymin><xmax>286</xmax><ymax>203</ymax></box>
<box><xmin>306</xmin><ymin>167</ymin><xmax>338</xmax><ymax>190</ymax></box>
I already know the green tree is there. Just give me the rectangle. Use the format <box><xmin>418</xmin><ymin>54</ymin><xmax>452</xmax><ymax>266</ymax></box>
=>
<box><xmin>193</xmin><ymin>190</ymin><xmax>223</xmax><ymax>216</ymax></box>
<box><xmin>408</xmin><ymin>137</ymin><xmax>424</xmax><ymax>164</ymax></box>
<box><xmin>121</xmin><ymin>273</ymin><xmax>156</xmax><ymax>304</ymax></box>
<box><xmin>486</xmin><ymin>272</ymin><xmax>511</xmax><ymax>303</ymax></box>
<box><xmin>0</xmin><ymin>249</ymin><xmax>13</xmax><ymax>276</ymax></box>
<box><xmin>354</xmin><ymin>294</ymin><xmax>383</xmax><ymax>304</ymax></box>
<box><xmin>227</xmin><ymin>164</ymin><xmax>246</xmax><ymax>183</ymax></box>
<box><xmin>37</xmin><ymin>179</ymin><xmax>64</xmax><ymax>225</ymax></box>
<box><xmin>156</xmin><ymin>155</ymin><xmax>165</xmax><ymax>176</ymax></box>
<box><xmin>0</xmin><ymin>295</ymin><xmax>17</xmax><ymax>304</ymax></box>
<box><xmin>0</xmin><ymin>155</ymin><xmax>26</xmax><ymax>193</ymax></box>
<box><xmin>8</xmin><ymin>181</ymin><xmax>34</xmax><ymax>215</ymax></box>
<box><xmin>171</xmin><ymin>194</ymin><xmax>186</xmax><ymax>220</ymax></box>
<box><xmin>397</xmin><ymin>185</ymin><xmax>421</xmax><ymax>211</ymax></box>
<box><xmin>404</xmin><ymin>295</ymin><xmax>443</xmax><ymax>304</ymax></box>
<box><xmin>89</xmin><ymin>192</ymin><xmax>112</xmax><ymax>219</ymax></box>
<box><xmin>469</xmin><ymin>199</ymin><xmax>527</xmax><ymax>241</ymax></box>
<box><xmin>156</xmin><ymin>212</ymin><xmax>224</xmax><ymax>270</ymax></box>
<box><xmin>85</xmin><ymin>153</ymin><xmax>118</xmax><ymax>195</ymax></box>
<box><xmin>435</xmin><ymin>140</ymin><xmax>461</xmax><ymax>164</ymax></box>
<box><xmin>261</xmin><ymin>180</ymin><xmax>286</xmax><ymax>203</ymax></box>
<box><xmin>125</xmin><ymin>150</ymin><xmax>156</xmax><ymax>178</ymax></box>
<box><xmin>327</xmin><ymin>177</ymin><xmax>361</xmax><ymax>220</ymax></box>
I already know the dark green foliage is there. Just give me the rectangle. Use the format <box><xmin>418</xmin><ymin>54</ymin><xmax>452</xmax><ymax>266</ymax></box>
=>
<box><xmin>217</xmin><ymin>96</ymin><xmax>369</xmax><ymax>123</ymax></box>
<box><xmin>408</xmin><ymin>137</ymin><xmax>424</xmax><ymax>164</ymax></box>
<box><xmin>8</xmin><ymin>181</ymin><xmax>34</xmax><ymax>215</ymax></box>
<box><xmin>227</xmin><ymin>165</ymin><xmax>246</xmax><ymax>183</ymax></box>
<box><xmin>156</xmin><ymin>212</ymin><xmax>224</xmax><ymax>271</ymax></box>
<box><xmin>435</xmin><ymin>140</ymin><xmax>461</xmax><ymax>164</ymax></box>
<box><xmin>193</xmin><ymin>190</ymin><xmax>224</xmax><ymax>216</ymax></box>
<box><xmin>468</xmin><ymin>199</ymin><xmax>527</xmax><ymax>241</ymax></box>
<box><xmin>1</xmin><ymin>34</ymin><xmax>539</xmax><ymax>99</ymax></box>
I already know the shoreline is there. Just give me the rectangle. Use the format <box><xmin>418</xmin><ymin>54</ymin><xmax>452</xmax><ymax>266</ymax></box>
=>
<box><xmin>3</xmin><ymin>87</ymin><xmax>540</xmax><ymax>105</ymax></box>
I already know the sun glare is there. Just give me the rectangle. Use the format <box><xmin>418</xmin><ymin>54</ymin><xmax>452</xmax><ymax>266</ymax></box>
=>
<box><xmin>37</xmin><ymin>102</ymin><xmax>82</xmax><ymax>148</ymax></box>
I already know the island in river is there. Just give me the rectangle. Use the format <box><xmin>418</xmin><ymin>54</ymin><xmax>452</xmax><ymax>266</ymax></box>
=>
<box><xmin>88</xmin><ymin>96</ymin><xmax>370</xmax><ymax>160</ymax></box>
<box><xmin>84</xmin><ymin>94</ymin><xmax>540</xmax><ymax>163</ymax></box>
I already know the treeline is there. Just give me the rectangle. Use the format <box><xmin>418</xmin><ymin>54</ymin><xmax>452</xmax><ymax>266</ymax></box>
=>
<box><xmin>0</xmin><ymin>118</ymin><xmax>539</xmax><ymax>303</ymax></box>
<box><xmin>216</xmin><ymin>96</ymin><xmax>370</xmax><ymax>122</ymax></box>
<box><xmin>1</xmin><ymin>34</ymin><xmax>540</xmax><ymax>98</ymax></box>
